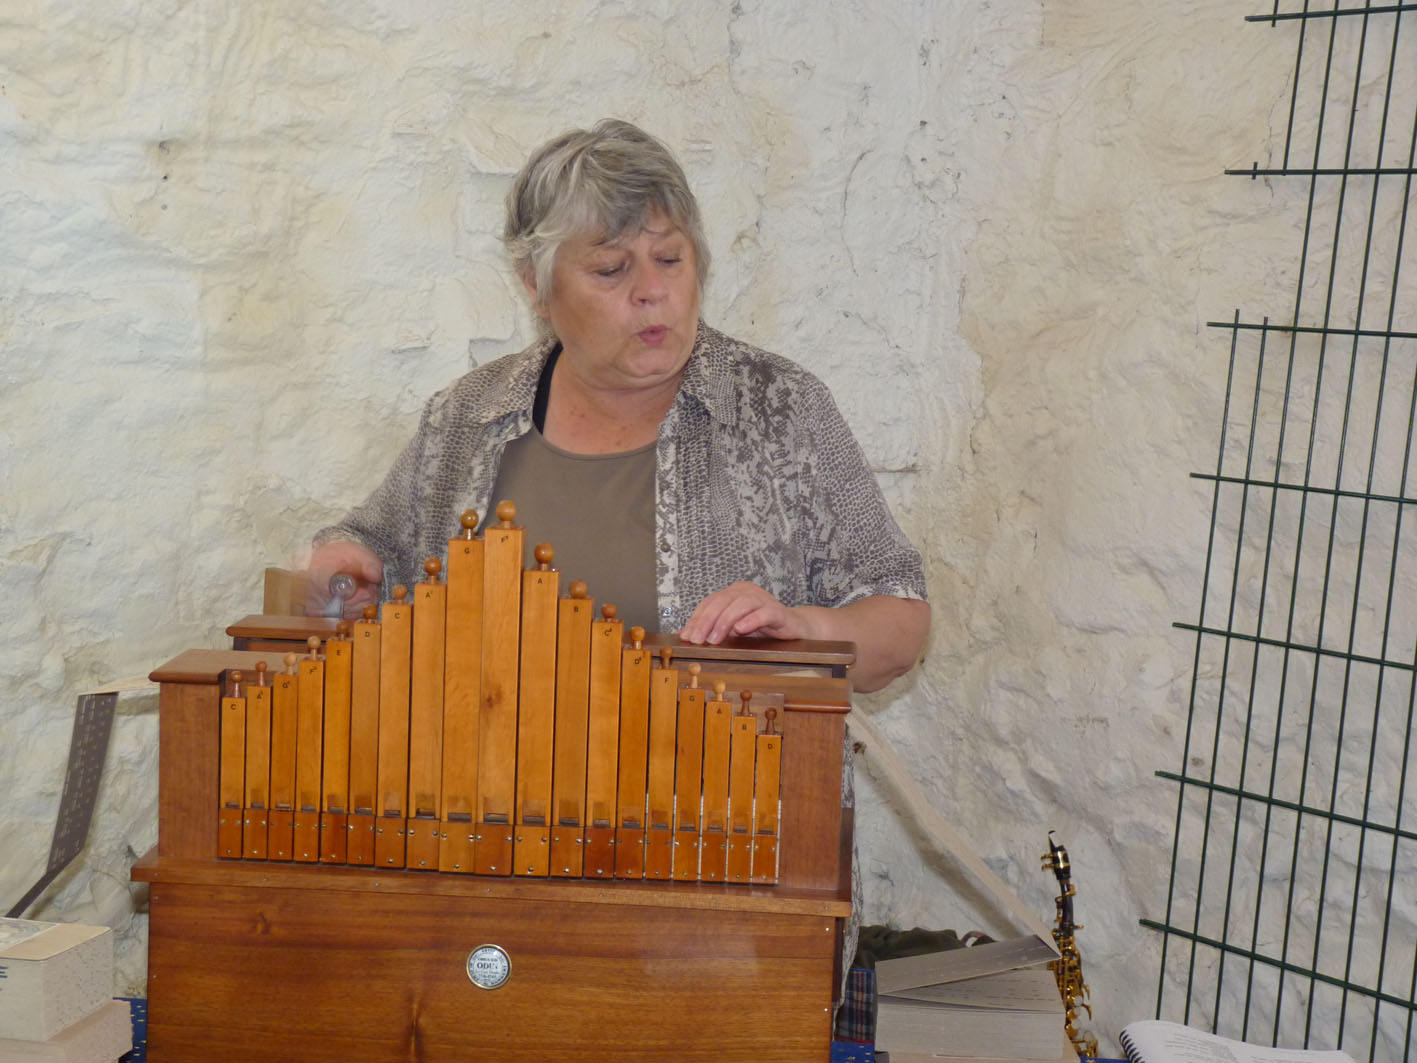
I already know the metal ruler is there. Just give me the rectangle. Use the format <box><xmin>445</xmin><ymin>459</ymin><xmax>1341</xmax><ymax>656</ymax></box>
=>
<box><xmin>6</xmin><ymin>692</ymin><xmax>117</xmax><ymax>918</ymax></box>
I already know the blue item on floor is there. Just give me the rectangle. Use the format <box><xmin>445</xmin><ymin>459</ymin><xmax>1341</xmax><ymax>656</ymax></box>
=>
<box><xmin>118</xmin><ymin>997</ymin><xmax>146</xmax><ymax>1062</ymax></box>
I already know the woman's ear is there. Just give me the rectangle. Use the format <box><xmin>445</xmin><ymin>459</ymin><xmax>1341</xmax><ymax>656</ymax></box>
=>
<box><xmin>521</xmin><ymin>269</ymin><xmax>549</xmax><ymax>320</ymax></box>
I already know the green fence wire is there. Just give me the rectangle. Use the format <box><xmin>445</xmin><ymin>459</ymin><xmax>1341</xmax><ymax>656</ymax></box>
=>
<box><xmin>1145</xmin><ymin>5</ymin><xmax>1417</xmax><ymax>1061</ymax></box>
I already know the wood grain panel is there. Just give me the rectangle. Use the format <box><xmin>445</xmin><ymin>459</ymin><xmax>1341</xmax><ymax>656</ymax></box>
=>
<box><xmin>513</xmin><ymin>558</ymin><xmax>558</xmax><ymax>876</ymax></box>
<box><xmin>376</xmin><ymin>590</ymin><xmax>413</xmax><ymax>868</ymax></box>
<box><xmin>243</xmin><ymin>682</ymin><xmax>271</xmax><ymax>860</ymax></box>
<box><xmin>144</xmin><ymin>877</ymin><xmax>834</xmax><ymax>1062</ymax></box>
<box><xmin>157</xmin><ymin>680</ymin><xmax>222</xmax><ymax>860</ymax></box>
<box><xmin>549</xmin><ymin>587</ymin><xmax>593</xmax><ymax>877</ymax></box>
<box><xmin>347</xmin><ymin>614</ymin><xmax>381</xmax><ymax>866</ymax></box>
<box><xmin>440</xmin><ymin>526</ymin><xmax>483</xmax><ymax>872</ymax></box>
<box><xmin>408</xmin><ymin>572</ymin><xmax>447</xmax><ymax>869</ymax></box>
<box><xmin>475</xmin><ymin>513</ymin><xmax>522</xmax><ymax>875</ymax></box>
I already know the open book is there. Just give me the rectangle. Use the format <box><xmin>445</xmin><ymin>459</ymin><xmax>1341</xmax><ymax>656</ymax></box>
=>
<box><xmin>1119</xmin><ymin>1020</ymin><xmax>1356</xmax><ymax>1063</ymax></box>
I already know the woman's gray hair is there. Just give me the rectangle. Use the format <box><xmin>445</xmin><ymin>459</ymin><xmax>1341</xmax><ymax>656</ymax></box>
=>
<box><xmin>503</xmin><ymin>119</ymin><xmax>710</xmax><ymax>310</ymax></box>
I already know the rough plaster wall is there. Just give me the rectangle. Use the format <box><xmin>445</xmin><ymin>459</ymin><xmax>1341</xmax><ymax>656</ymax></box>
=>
<box><xmin>0</xmin><ymin>0</ymin><xmax>1320</xmax><ymax>1052</ymax></box>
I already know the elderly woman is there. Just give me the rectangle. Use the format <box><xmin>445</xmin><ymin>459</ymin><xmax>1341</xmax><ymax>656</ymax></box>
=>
<box><xmin>308</xmin><ymin>119</ymin><xmax>929</xmax><ymax>693</ymax></box>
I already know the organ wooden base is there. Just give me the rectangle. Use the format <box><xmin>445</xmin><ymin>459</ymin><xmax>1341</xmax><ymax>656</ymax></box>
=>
<box><xmin>132</xmin><ymin>851</ymin><xmax>847</xmax><ymax>1061</ymax></box>
<box><xmin>135</xmin><ymin>624</ymin><xmax>856</xmax><ymax>1061</ymax></box>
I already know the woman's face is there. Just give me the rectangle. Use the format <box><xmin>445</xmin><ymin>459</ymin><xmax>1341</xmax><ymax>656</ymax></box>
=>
<box><xmin>535</xmin><ymin>212</ymin><xmax>700</xmax><ymax>395</ymax></box>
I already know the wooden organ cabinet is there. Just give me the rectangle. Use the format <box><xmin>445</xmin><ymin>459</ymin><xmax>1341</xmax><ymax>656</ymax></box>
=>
<box><xmin>132</xmin><ymin>505</ymin><xmax>856</xmax><ymax>1061</ymax></box>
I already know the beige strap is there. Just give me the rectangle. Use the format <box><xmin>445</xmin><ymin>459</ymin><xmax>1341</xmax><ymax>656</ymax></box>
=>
<box><xmin>846</xmin><ymin>708</ymin><xmax>1058</xmax><ymax>955</ymax></box>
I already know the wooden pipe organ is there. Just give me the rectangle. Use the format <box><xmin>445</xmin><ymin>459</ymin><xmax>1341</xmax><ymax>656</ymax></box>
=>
<box><xmin>135</xmin><ymin>503</ymin><xmax>857</xmax><ymax>1062</ymax></box>
<box><xmin>216</xmin><ymin>505</ymin><xmax>786</xmax><ymax>886</ymax></box>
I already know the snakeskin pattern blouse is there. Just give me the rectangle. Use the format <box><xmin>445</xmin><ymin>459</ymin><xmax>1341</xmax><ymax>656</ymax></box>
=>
<box><xmin>316</xmin><ymin>321</ymin><xmax>927</xmax><ymax>624</ymax></box>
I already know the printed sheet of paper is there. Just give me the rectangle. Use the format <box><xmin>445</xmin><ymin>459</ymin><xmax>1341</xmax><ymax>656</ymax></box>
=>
<box><xmin>1119</xmin><ymin>1020</ymin><xmax>1356</xmax><ymax>1063</ymax></box>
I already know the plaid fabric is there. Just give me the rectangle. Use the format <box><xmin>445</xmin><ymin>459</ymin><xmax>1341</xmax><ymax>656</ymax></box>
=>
<box><xmin>833</xmin><ymin>966</ymin><xmax>877</xmax><ymax>1042</ymax></box>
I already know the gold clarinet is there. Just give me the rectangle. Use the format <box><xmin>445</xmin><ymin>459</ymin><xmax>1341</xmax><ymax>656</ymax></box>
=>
<box><xmin>1042</xmin><ymin>832</ymin><xmax>1099</xmax><ymax>1058</ymax></box>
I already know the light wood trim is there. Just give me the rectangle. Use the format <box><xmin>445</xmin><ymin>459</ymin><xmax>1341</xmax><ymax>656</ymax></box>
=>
<box><xmin>672</xmin><ymin>685</ymin><xmax>706</xmax><ymax>881</ymax></box>
<box><xmin>550</xmin><ymin>589</ymin><xmax>593</xmax><ymax>876</ymax></box>
<box><xmin>321</xmin><ymin>639</ymin><xmax>352</xmax><ymax>815</ymax></box>
<box><xmin>269</xmin><ymin>670</ymin><xmax>298</xmax><ymax>817</ymax></box>
<box><xmin>584</xmin><ymin>614</ymin><xmax>623</xmax><ymax>832</ymax></box>
<box><xmin>440</xmin><ymin>531</ymin><xmax>484</xmax><ymax>869</ymax></box>
<box><xmin>753</xmin><ymin>727</ymin><xmax>782</xmax><ymax>884</ymax></box>
<box><xmin>347</xmin><ymin>616</ymin><xmax>381</xmax><ymax>817</ymax></box>
<box><xmin>514</xmin><ymin>560</ymin><xmax>558</xmax><ymax>876</ymax></box>
<box><xmin>615</xmin><ymin>642</ymin><xmax>652</xmax><ymax>828</ymax></box>
<box><xmin>701</xmin><ymin>689</ymin><xmax>732</xmax><ymax>882</ymax></box>
<box><xmin>295</xmin><ymin>657</ymin><xmax>324</xmax><ymax>815</ymax></box>
<box><xmin>727</xmin><ymin>713</ymin><xmax>757</xmax><ymax>883</ymax></box>
<box><xmin>243</xmin><ymin>683</ymin><xmax>272</xmax><ymax>860</ymax></box>
<box><xmin>218</xmin><ymin>694</ymin><xmax>245</xmax><ymax>859</ymax></box>
<box><xmin>646</xmin><ymin>666</ymin><xmax>678</xmax><ymax>831</ymax></box>
<box><xmin>293</xmin><ymin>655</ymin><xmax>324</xmax><ymax>862</ymax></box>
<box><xmin>583</xmin><ymin>612</ymin><xmax>623</xmax><ymax>877</ymax></box>
<box><xmin>613</xmin><ymin>638</ymin><xmax>651</xmax><ymax>879</ymax></box>
<box><xmin>477</xmin><ymin>520</ymin><xmax>522</xmax><ymax>831</ymax></box>
<box><xmin>408</xmin><ymin>574</ymin><xmax>446</xmax><ymax>820</ymax></box>
<box><xmin>644</xmin><ymin>663</ymin><xmax>678</xmax><ymax>881</ymax></box>
<box><xmin>375</xmin><ymin>593</ymin><xmax>412</xmax><ymax>867</ymax></box>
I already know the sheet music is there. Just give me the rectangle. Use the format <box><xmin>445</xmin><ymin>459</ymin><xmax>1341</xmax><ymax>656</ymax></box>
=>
<box><xmin>1119</xmin><ymin>1020</ymin><xmax>1356</xmax><ymax>1063</ymax></box>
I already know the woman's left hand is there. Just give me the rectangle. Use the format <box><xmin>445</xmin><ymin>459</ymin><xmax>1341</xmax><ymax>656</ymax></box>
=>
<box><xmin>680</xmin><ymin>586</ymin><xmax>931</xmax><ymax>694</ymax></box>
<box><xmin>679</xmin><ymin>581</ymin><xmax>816</xmax><ymax>645</ymax></box>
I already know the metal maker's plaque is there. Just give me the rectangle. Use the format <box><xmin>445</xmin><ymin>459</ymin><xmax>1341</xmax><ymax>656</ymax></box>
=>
<box><xmin>466</xmin><ymin>944</ymin><xmax>511</xmax><ymax>990</ymax></box>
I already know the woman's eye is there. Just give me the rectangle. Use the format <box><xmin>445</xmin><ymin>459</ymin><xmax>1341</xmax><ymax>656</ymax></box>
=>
<box><xmin>658</xmin><ymin>256</ymin><xmax>682</xmax><ymax>267</ymax></box>
<box><xmin>595</xmin><ymin>264</ymin><xmax>623</xmax><ymax>277</ymax></box>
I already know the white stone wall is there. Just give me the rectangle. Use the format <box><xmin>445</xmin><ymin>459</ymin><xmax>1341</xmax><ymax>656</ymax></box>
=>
<box><xmin>0</xmin><ymin>0</ymin><xmax>1356</xmax><ymax>1053</ymax></box>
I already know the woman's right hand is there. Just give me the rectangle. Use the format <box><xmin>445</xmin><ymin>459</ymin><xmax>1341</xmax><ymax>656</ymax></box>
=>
<box><xmin>305</xmin><ymin>540</ymin><xmax>384</xmax><ymax>618</ymax></box>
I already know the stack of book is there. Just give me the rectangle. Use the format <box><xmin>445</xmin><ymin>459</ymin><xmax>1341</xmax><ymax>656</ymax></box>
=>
<box><xmin>873</xmin><ymin>935</ymin><xmax>1075</xmax><ymax>1063</ymax></box>
<box><xmin>0</xmin><ymin>918</ymin><xmax>131</xmax><ymax>1062</ymax></box>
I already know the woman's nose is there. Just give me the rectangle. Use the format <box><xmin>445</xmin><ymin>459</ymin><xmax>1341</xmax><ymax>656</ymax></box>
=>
<box><xmin>631</xmin><ymin>262</ymin><xmax>667</xmax><ymax>304</ymax></box>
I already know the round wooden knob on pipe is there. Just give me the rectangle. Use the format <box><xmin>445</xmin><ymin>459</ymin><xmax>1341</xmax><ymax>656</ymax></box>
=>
<box><xmin>424</xmin><ymin>558</ymin><xmax>442</xmax><ymax>583</ymax></box>
<box><xmin>534</xmin><ymin>543</ymin><xmax>554</xmax><ymax>570</ymax></box>
<box><xmin>496</xmin><ymin>500</ymin><xmax>517</xmax><ymax>527</ymax></box>
<box><xmin>460</xmin><ymin>509</ymin><xmax>479</xmax><ymax>540</ymax></box>
<box><xmin>630</xmin><ymin>626</ymin><xmax>645</xmax><ymax>650</ymax></box>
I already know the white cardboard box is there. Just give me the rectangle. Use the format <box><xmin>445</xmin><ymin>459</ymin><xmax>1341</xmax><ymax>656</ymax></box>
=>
<box><xmin>0</xmin><ymin>919</ymin><xmax>114</xmax><ymax>1041</ymax></box>
<box><xmin>0</xmin><ymin>1000</ymin><xmax>131</xmax><ymax>1062</ymax></box>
